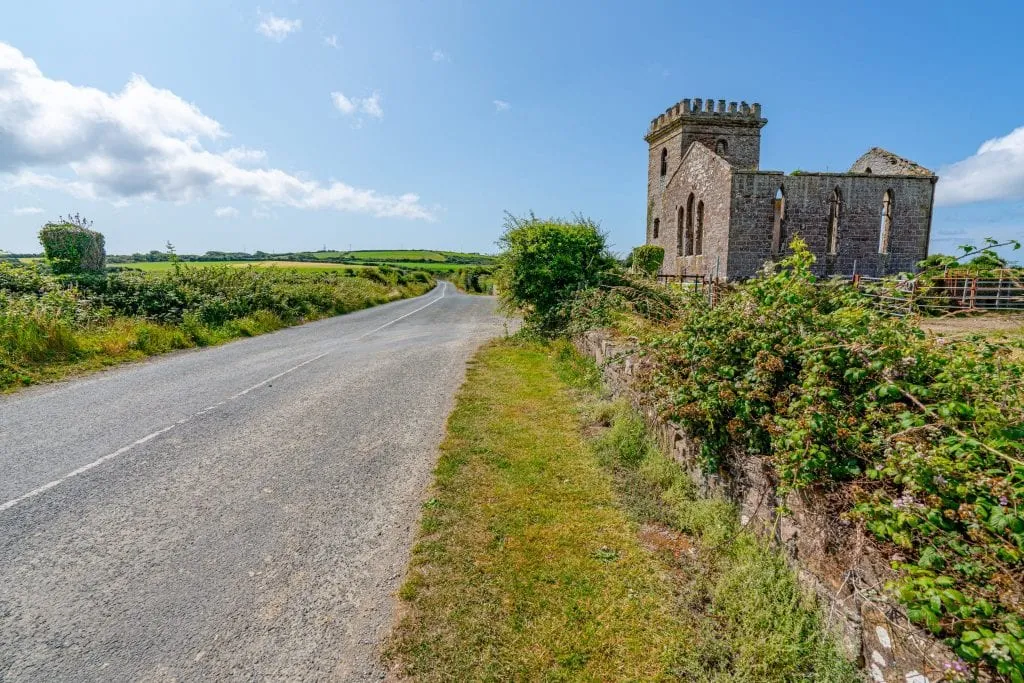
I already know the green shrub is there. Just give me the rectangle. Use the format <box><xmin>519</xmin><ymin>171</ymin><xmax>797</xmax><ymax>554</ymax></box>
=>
<box><xmin>619</xmin><ymin>239</ymin><xmax>1024</xmax><ymax>678</ymax></box>
<box><xmin>629</xmin><ymin>244</ymin><xmax>665</xmax><ymax>278</ymax></box>
<box><xmin>38</xmin><ymin>215</ymin><xmax>106</xmax><ymax>274</ymax></box>
<box><xmin>496</xmin><ymin>213</ymin><xmax>616</xmax><ymax>334</ymax></box>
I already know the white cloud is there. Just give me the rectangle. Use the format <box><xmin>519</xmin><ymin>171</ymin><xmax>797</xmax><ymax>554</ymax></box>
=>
<box><xmin>331</xmin><ymin>91</ymin><xmax>383</xmax><ymax>119</ymax></box>
<box><xmin>493</xmin><ymin>99</ymin><xmax>511</xmax><ymax>112</ymax></box>
<box><xmin>13</xmin><ymin>206</ymin><xmax>44</xmax><ymax>215</ymax></box>
<box><xmin>431</xmin><ymin>49</ymin><xmax>449</xmax><ymax>62</ymax></box>
<box><xmin>324</xmin><ymin>34</ymin><xmax>340</xmax><ymax>49</ymax></box>
<box><xmin>252</xmin><ymin>206</ymin><xmax>274</xmax><ymax>220</ymax></box>
<box><xmin>214</xmin><ymin>206</ymin><xmax>239</xmax><ymax>218</ymax></box>
<box><xmin>0</xmin><ymin>42</ymin><xmax>432</xmax><ymax>220</ymax></box>
<box><xmin>256</xmin><ymin>11</ymin><xmax>302</xmax><ymax>42</ymax></box>
<box><xmin>937</xmin><ymin>125</ymin><xmax>1024</xmax><ymax>205</ymax></box>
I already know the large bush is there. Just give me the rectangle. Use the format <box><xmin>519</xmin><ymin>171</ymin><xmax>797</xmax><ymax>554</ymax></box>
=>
<box><xmin>496</xmin><ymin>214</ymin><xmax>616</xmax><ymax>333</ymax></box>
<box><xmin>38</xmin><ymin>214</ymin><xmax>106</xmax><ymax>274</ymax></box>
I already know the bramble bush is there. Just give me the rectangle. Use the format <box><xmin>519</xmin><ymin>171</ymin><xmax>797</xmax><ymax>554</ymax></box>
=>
<box><xmin>583</xmin><ymin>239</ymin><xmax>1024</xmax><ymax>679</ymax></box>
<box><xmin>628</xmin><ymin>244</ymin><xmax>665</xmax><ymax>278</ymax></box>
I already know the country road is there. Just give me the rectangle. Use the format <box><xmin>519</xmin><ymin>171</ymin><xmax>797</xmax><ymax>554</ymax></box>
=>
<box><xmin>0</xmin><ymin>283</ymin><xmax>505</xmax><ymax>681</ymax></box>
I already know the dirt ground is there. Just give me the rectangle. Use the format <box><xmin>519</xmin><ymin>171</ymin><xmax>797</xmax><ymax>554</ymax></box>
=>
<box><xmin>918</xmin><ymin>313</ymin><xmax>1024</xmax><ymax>337</ymax></box>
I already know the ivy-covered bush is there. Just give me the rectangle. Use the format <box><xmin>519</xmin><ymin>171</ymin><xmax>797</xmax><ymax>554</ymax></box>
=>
<box><xmin>38</xmin><ymin>214</ymin><xmax>106</xmax><ymax>274</ymax></box>
<box><xmin>629</xmin><ymin>244</ymin><xmax>665</xmax><ymax>278</ymax></box>
<box><xmin>583</xmin><ymin>239</ymin><xmax>1024</xmax><ymax>679</ymax></box>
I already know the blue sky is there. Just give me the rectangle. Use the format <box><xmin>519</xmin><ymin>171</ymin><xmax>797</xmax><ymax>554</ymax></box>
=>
<box><xmin>1</xmin><ymin>0</ymin><xmax>1022</xmax><ymax>260</ymax></box>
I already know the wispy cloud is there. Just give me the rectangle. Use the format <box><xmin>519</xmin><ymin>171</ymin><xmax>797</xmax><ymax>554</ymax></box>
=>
<box><xmin>493</xmin><ymin>99</ymin><xmax>511</xmax><ymax>112</ymax></box>
<box><xmin>256</xmin><ymin>10</ymin><xmax>302</xmax><ymax>42</ymax></box>
<box><xmin>331</xmin><ymin>91</ymin><xmax>383</xmax><ymax>120</ymax></box>
<box><xmin>431</xmin><ymin>49</ymin><xmax>449</xmax><ymax>63</ymax></box>
<box><xmin>0</xmin><ymin>42</ymin><xmax>433</xmax><ymax>221</ymax></box>
<box><xmin>937</xmin><ymin>124</ymin><xmax>1024</xmax><ymax>205</ymax></box>
<box><xmin>13</xmin><ymin>206</ymin><xmax>44</xmax><ymax>215</ymax></box>
<box><xmin>214</xmin><ymin>206</ymin><xmax>239</xmax><ymax>218</ymax></box>
<box><xmin>323</xmin><ymin>34</ymin><xmax>340</xmax><ymax>49</ymax></box>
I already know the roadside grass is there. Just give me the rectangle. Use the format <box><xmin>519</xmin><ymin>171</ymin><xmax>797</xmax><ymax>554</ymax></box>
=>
<box><xmin>389</xmin><ymin>338</ymin><xmax>860</xmax><ymax>682</ymax></box>
<box><xmin>0</xmin><ymin>278</ymin><xmax>432</xmax><ymax>392</ymax></box>
<box><xmin>388</xmin><ymin>338</ymin><xmax>688</xmax><ymax>681</ymax></box>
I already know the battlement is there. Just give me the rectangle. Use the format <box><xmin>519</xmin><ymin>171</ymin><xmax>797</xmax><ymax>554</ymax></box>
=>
<box><xmin>648</xmin><ymin>98</ymin><xmax>765</xmax><ymax>136</ymax></box>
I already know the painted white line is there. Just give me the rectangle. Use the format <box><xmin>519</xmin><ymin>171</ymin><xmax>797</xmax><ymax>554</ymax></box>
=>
<box><xmin>355</xmin><ymin>281</ymin><xmax>447</xmax><ymax>341</ymax></box>
<box><xmin>0</xmin><ymin>283</ymin><xmax>450</xmax><ymax>515</ymax></box>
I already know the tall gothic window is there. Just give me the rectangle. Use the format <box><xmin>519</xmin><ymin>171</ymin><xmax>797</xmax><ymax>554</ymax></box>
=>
<box><xmin>660</xmin><ymin>148</ymin><xmax>668</xmax><ymax>177</ymax></box>
<box><xmin>826</xmin><ymin>188</ymin><xmax>841</xmax><ymax>255</ymax></box>
<box><xmin>878</xmin><ymin>190</ymin><xmax>894</xmax><ymax>254</ymax></box>
<box><xmin>772</xmin><ymin>187</ymin><xmax>785</xmax><ymax>257</ymax></box>
<box><xmin>695</xmin><ymin>201</ymin><xmax>705</xmax><ymax>256</ymax></box>
<box><xmin>684</xmin><ymin>194</ymin><xmax>695</xmax><ymax>256</ymax></box>
<box><xmin>676</xmin><ymin>206</ymin><xmax>684</xmax><ymax>256</ymax></box>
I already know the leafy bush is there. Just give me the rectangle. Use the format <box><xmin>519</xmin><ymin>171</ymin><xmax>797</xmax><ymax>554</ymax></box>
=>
<box><xmin>629</xmin><ymin>244</ymin><xmax>665</xmax><ymax>278</ymax></box>
<box><xmin>38</xmin><ymin>214</ymin><xmax>106</xmax><ymax>274</ymax></box>
<box><xmin>496</xmin><ymin>213</ymin><xmax>617</xmax><ymax>334</ymax></box>
<box><xmin>600</xmin><ymin>239</ymin><xmax>1024</xmax><ymax>679</ymax></box>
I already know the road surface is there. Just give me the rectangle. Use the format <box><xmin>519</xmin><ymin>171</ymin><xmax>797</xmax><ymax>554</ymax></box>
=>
<box><xmin>0</xmin><ymin>284</ymin><xmax>505</xmax><ymax>681</ymax></box>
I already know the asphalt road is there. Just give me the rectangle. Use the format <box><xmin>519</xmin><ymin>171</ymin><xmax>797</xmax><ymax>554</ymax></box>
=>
<box><xmin>0</xmin><ymin>284</ymin><xmax>506</xmax><ymax>681</ymax></box>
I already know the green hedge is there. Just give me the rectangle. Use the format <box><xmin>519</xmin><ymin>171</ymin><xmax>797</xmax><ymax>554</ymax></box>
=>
<box><xmin>39</xmin><ymin>222</ymin><xmax>106</xmax><ymax>274</ymax></box>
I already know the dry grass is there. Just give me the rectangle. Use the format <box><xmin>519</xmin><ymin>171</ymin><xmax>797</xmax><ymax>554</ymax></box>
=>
<box><xmin>388</xmin><ymin>339</ymin><xmax>688</xmax><ymax>681</ymax></box>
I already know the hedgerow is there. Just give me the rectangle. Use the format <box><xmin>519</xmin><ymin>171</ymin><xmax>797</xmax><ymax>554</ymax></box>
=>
<box><xmin>38</xmin><ymin>214</ymin><xmax>106</xmax><ymax>274</ymax></box>
<box><xmin>581</xmin><ymin>240</ymin><xmax>1024</xmax><ymax>679</ymax></box>
<box><xmin>0</xmin><ymin>261</ymin><xmax>435</xmax><ymax>389</ymax></box>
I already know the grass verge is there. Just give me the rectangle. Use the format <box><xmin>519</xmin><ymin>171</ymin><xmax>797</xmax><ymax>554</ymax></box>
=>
<box><xmin>388</xmin><ymin>338</ymin><xmax>860</xmax><ymax>681</ymax></box>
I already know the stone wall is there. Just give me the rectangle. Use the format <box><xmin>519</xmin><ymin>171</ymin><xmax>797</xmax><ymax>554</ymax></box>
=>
<box><xmin>577</xmin><ymin>329</ymin><xmax>958</xmax><ymax>683</ymax></box>
<box><xmin>728</xmin><ymin>171</ymin><xmax>936</xmax><ymax>279</ymax></box>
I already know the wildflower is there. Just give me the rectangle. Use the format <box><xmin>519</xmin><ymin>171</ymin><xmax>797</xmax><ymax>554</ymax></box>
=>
<box><xmin>1000</xmin><ymin>496</ymin><xmax>1009</xmax><ymax>507</ymax></box>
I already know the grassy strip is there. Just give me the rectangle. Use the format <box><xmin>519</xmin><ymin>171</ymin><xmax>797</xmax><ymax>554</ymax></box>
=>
<box><xmin>1</xmin><ymin>280</ymin><xmax>432</xmax><ymax>391</ymax></box>
<box><xmin>389</xmin><ymin>338</ymin><xmax>688</xmax><ymax>680</ymax></box>
<box><xmin>389</xmin><ymin>338</ymin><xmax>859</xmax><ymax>681</ymax></box>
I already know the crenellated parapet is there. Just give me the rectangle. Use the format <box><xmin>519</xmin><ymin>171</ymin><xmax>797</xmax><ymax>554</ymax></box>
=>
<box><xmin>649</xmin><ymin>98</ymin><xmax>766</xmax><ymax>136</ymax></box>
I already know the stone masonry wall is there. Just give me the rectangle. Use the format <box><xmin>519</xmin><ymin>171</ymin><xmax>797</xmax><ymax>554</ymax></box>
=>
<box><xmin>728</xmin><ymin>171</ymin><xmax>936</xmax><ymax>279</ymax></box>
<box><xmin>577</xmin><ymin>329</ymin><xmax>957</xmax><ymax>683</ymax></box>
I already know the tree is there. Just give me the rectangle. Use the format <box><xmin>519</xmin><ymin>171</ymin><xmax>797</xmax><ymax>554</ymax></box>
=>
<box><xmin>38</xmin><ymin>214</ymin><xmax>105</xmax><ymax>274</ymax></box>
<box><xmin>629</xmin><ymin>245</ymin><xmax>665</xmax><ymax>278</ymax></box>
<box><xmin>496</xmin><ymin>213</ymin><xmax>616</xmax><ymax>333</ymax></box>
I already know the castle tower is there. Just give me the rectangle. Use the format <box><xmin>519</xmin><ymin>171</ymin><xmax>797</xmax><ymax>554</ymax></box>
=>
<box><xmin>645</xmin><ymin>98</ymin><xmax>767</xmax><ymax>170</ymax></box>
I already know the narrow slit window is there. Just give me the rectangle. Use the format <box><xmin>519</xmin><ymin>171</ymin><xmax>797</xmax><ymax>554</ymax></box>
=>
<box><xmin>676</xmin><ymin>206</ymin><xmax>684</xmax><ymax>257</ymax></box>
<box><xmin>695</xmin><ymin>201</ymin><xmax>705</xmax><ymax>256</ymax></box>
<box><xmin>878</xmin><ymin>190</ymin><xmax>893</xmax><ymax>254</ymax></box>
<box><xmin>660</xmin><ymin>148</ymin><xmax>668</xmax><ymax>177</ymax></box>
<box><xmin>826</xmin><ymin>188</ymin><xmax>841</xmax><ymax>255</ymax></box>
<box><xmin>715</xmin><ymin>139</ymin><xmax>728</xmax><ymax>156</ymax></box>
<box><xmin>652</xmin><ymin>217</ymin><xmax>660</xmax><ymax>239</ymax></box>
<box><xmin>772</xmin><ymin>187</ymin><xmax>785</xmax><ymax>257</ymax></box>
<box><xmin>684</xmin><ymin>194</ymin><xmax>695</xmax><ymax>256</ymax></box>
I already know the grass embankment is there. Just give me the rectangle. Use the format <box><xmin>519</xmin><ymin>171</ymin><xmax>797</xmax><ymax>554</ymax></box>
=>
<box><xmin>389</xmin><ymin>339</ymin><xmax>857</xmax><ymax>682</ymax></box>
<box><xmin>0</xmin><ymin>262</ymin><xmax>433</xmax><ymax>391</ymax></box>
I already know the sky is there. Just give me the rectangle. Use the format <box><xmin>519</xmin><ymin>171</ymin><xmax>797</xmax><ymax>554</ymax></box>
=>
<box><xmin>1</xmin><ymin>0</ymin><xmax>1022</xmax><ymax>260</ymax></box>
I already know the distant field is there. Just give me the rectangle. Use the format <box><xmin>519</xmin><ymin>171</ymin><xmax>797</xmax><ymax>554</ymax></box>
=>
<box><xmin>115</xmin><ymin>261</ymin><xmax>369</xmax><ymax>272</ymax></box>
<box><xmin>310</xmin><ymin>249</ymin><xmax>497</xmax><ymax>264</ymax></box>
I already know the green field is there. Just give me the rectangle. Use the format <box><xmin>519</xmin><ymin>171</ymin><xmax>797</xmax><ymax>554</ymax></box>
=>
<box><xmin>310</xmin><ymin>249</ymin><xmax>496</xmax><ymax>264</ymax></box>
<box><xmin>114</xmin><ymin>261</ymin><xmax>369</xmax><ymax>272</ymax></box>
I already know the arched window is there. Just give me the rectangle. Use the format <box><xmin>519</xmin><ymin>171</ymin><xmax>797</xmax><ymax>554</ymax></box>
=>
<box><xmin>826</xmin><ymin>188</ymin><xmax>841</xmax><ymax>255</ymax></box>
<box><xmin>715</xmin><ymin>139</ymin><xmax>728</xmax><ymax>156</ymax></box>
<box><xmin>660</xmin><ymin>148</ymin><xmax>668</xmax><ymax>177</ymax></box>
<box><xmin>879</xmin><ymin>190</ymin><xmax>894</xmax><ymax>254</ymax></box>
<box><xmin>864</xmin><ymin>167</ymin><xmax>873</xmax><ymax>175</ymax></box>
<box><xmin>695</xmin><ymin>201</ymin><xmax>705</xmax><ymax>256</ymax></box>
<box><xmin>684</xmin><ymin>194</ymin><xmax>695</xmax><ymax>256</ymax></box>
<box><xmin>772</xmin><ymin>187</ymin><xmax>785</xmax><ymax>257</ymax></box>
<box><xmin>676</xmin><ymin>206</ymin><xmax>685</xmax><ymax>257</ymax></box>
<box><xmin>652</xmin><ymin>217</ymin><xmax>660</xmax><ymax>239</ymax></box>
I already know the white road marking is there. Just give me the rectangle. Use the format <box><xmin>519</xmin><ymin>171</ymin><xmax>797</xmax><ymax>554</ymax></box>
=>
<box><xmin>0</xmin><ymin>285</ymin><xmax>450</xmax><ymax>514</ymax></box>
<box><xmin>354</xmin><ymin>282</ymin><xmax>446</xmax><ymax>341</ymax></box>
